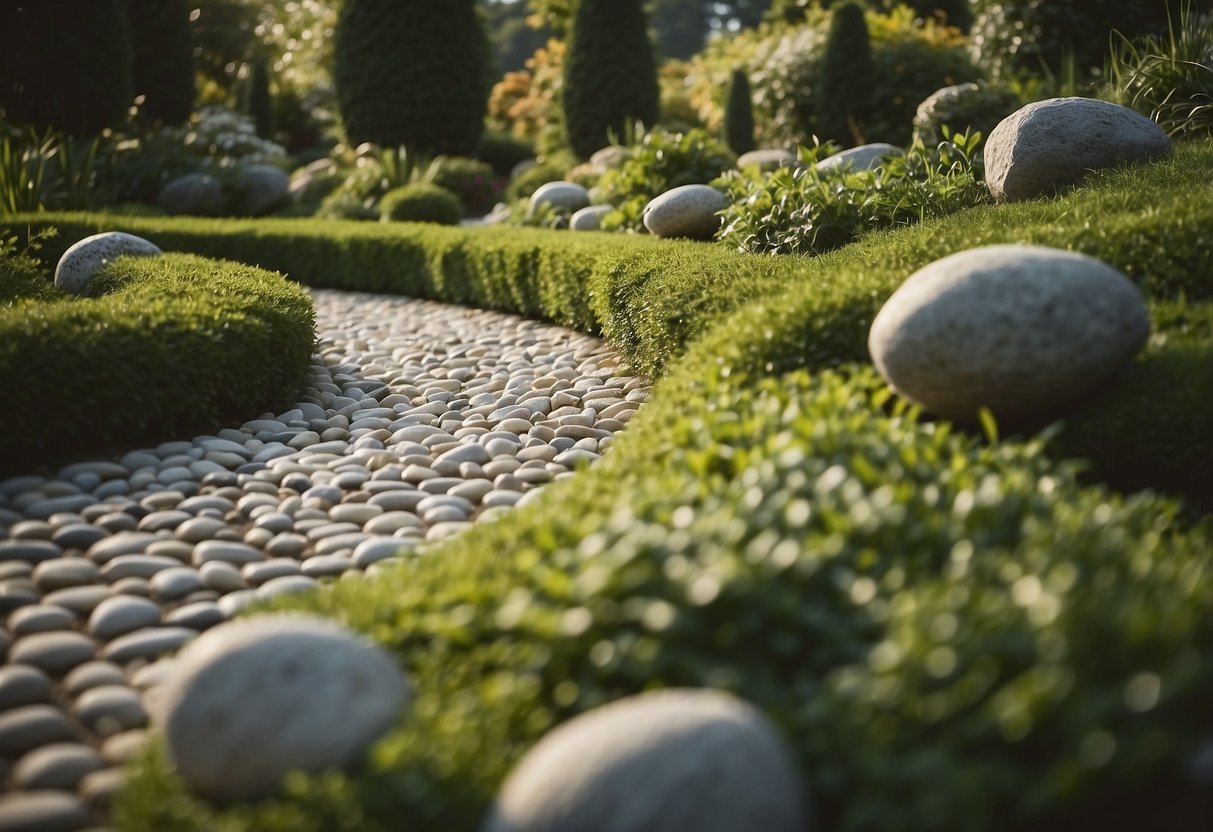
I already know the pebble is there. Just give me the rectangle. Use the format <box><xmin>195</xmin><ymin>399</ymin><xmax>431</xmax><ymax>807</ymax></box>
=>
<box><xmin>0</xmin><ymin>791</ymin><xmax>92</xmax><ymax>832</ymax></box>
<box><xmin>0</xmin><ymin>288</ymin><xmax>648</xmax><ymax>820</ymax></box>
<box><xmin>11</xmin><ymin>742</ymin><xmax>103</xmax><ymax>790</ymax></box>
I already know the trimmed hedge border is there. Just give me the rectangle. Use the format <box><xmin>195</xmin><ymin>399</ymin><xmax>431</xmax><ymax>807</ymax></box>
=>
<box><xmin>3</xmin><ymin>142</ymin><xmax>1211</xmax><ymax>832</ymax></box>
<box><xmin>0</xmin><ymin>251</ymin><xmax>315</xmax><ymax>476</ymax></box>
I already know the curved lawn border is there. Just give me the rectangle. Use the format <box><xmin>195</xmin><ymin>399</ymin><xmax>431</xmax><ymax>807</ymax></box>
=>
<box><xmin>0</xmin><ymin>251</ymin><xmax>315</xmax><ymax>476</ymax></box>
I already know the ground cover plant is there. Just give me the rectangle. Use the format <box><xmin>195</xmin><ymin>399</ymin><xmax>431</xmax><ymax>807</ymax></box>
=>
<box><xmin>0</xmin><ymin>239</ymin><xmax>315</xmax><ymax>476</ymax></box>
<box><xmin>7</xmin><ymin>135</ymin><xmax>1211</xmax><ymax>832</ymax></box>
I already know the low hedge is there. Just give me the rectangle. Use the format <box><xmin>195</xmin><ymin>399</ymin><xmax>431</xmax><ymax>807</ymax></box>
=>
<box><xmin>0</xmin><ymin>249</ymin><xmax>315</xmax><ymax>476</ymax></box>
<box><xmin>5</xmin><ymin>141</ymin><xmax>1212</xmax><ymax>832</ymax></box>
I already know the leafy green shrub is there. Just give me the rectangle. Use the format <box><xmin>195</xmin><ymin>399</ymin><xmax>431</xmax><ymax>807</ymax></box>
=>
<box><xmin>596</xmin><ymin>127</ymin><xmax>736</xmax><ymax>231</ymax></box>
<box><xmin>379</xmin><ymin>182</ymin><xmax>462</xmax><ymax>225</ymax></box>
<box><xmin>0</xmin><ymin>248</ymin><xmax>314</xmax><ymax>475</ymax></box>
<box><xmin>723</xmin><ymin>68</ymin><xmax>757</xmax><ymax>155</ymax></box>
<box><xmin>0</xmin><ymin>0</ymin><xmax>133</xmax><ymax>136</ymax></box>
<box><xmin>817</xmin><ymin>2</ymin><xmax>875</xmax><ymax>146</ymax></box>
<box><xmin>431</xmin><ymin>157</ymin><xmax>504</xmax><ymax>217</ymax></box>
<box><xmin>334</xmin><ymin>0</ymin><xmax>490</xmax><ymax>155</ymax></box>
<box><xmin>562</xmin><ymin>0</ymin><xmax>660</xmax><ymax>159</ymax></box>
<box><xmin>715</xmin><ymin>129</ymin><xmax>990</xmax><ymax>255</ymax></box>
<box><xmin>503</xmin><ymin>156</ymin><xmax>572</xmax><ymax>202</ymax></box>
<box><xmin>128</xmin><ymin>0</ymin><xmax>195</xmax><ymax>125</ymax></box>
<box><xmin>1103</xmin><ymin>2</ymin><xmax>1213</xmax><ymax>139</ymax></box>
<box><xmin>0</xmin><ymin>126</ymin><xmax>106</xmax><ymax>215</ymax></box>
<box><xmin>911</xmin><ymin>81</ymin><xmax>1020</xmax><ymax>146</ymax></box>
<box><xmin>474</xmin><ymin>130</ymin><xmax>536</xmax><ymax>176</ymax></box>
<box><xmin>968</xmin><ymin>0</ymin><xmax>1179</xmax><ymax>80</ymax></box>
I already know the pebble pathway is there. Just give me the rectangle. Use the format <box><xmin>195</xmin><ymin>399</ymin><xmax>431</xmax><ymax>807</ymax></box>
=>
<box><xmin>0</xmin><ymin>288</ymin><xmax>647</xmax><ymax>827</ymax></box>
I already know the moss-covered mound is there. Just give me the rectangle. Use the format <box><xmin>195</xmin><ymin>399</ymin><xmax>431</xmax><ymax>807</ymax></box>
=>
<box><xmin>0</xmin><ymin>249</ymin><xmax>315</xmax><ymax>476</ymax></box>
<box><xmin>5</xmin><ymin>140</ymin><xmax>1212</xmax><ymax>832</ymax></box>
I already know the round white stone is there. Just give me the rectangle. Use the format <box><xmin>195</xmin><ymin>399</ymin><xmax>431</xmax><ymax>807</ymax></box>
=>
<box><xmin>483</xmin><ymin>688</ymin><xmax>808</xmax><ymax>832</ymax></box>
<box><xmin>985</xmin><ymin>97</ymin><xmax>1172</xmax><ymax>202</ymax></box>
<box><xmin>152</xmin><ymin>614</ymin><xmax>409</xmax><ymax>801</ymax></box>
<box><xmin>868</xmin><ymin>244</ymin><xmax>1150</xmax><ymax>422</ymax></box>
<box><xmin>641</xmin><ymin>185</ymin><xmax>728</xmax><ymax>240</ymax></box>
<box><xmin>53</xmin><ymin>232</ymin><xmax>162</xmax><ymax>295</ymax></box>
<box><xmin>569</xmin><ymin>205</ymin><xmax>613</xmax><ymax>232</ymax></box>
<box><xmin>737</xmin><ymin>149</ymin><xmax>801</xmax><ymax>172</ymax></box>
<box><xmin>528</xmin><ymin>181</ymin><xmax>590</xmax><ymax>216</ymax></box>
<box><xmin>815</xmin><ymin>142</ymin><xmax>903</xmax><ymax>174</ymax></box>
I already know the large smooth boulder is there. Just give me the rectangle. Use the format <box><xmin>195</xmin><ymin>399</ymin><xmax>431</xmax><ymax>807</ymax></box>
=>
<box><xmin>54</xmin><ymin>232</ymin><xmax>162</xmax><ymax>295</ymax></box>
<box><xmin>815</xmin><ymin>143</ymin><xmax>903</xmax><ymax>174</ymax></box>
<box><xmin>152</xmin><ymin>614</ymin><xmax>409</xmax><ymax>801</ymax></box>
<box><xmin>985</xmin><ymin>97</ymin><xmax>1172</xmax><ymax>202</ymax></box>
<box><xmin>483</xmin><ymin>689</ymin><xmax>808</xmax><ymax>832</ymax></box>
<box><xmin>642</xmin><ymin>184</ymin><xmax>728</xmax><ymax>240</ymax></box>
<box><xmin>157</xmin><ymin>173</ymin><xmax>224</xmax><ymax>216</ymax></box>
<box><xmin>868</xmin><ymin>244</ymin><xmax>1150</xmax><ymax>422</ymax></box>
<box><xmin>528</xmin><ymin>181</ymin><xmax>590</xmax><ymax>216</ymax></box>
<box><xmin>738</xmin><ymin>148</ymin><xmax>802</xmax><ymax>172</ymax></box>
<box><xmin>233</xmin><ymin>164</ymin><xmax>290</xmax><ymax>216</ymax></box>
<box><xmin>569</xmin><ymin>205</ymin><xmax>613</xmax><ymax>231</ymax></box>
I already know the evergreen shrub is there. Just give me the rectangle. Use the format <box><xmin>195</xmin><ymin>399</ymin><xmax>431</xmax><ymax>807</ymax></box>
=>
<box><xmin>379</xmin><ymin>182</ymin><xmax>463</xmax><ymax>225</ymax></box>
<box><xmin>723</xmin><ymin>68</ymin><xmax>756</xmax><ymax>155</ymax></box>
<box><xmin>562</xmin><ymin>0</ymin><xmax>660</xmax><ymax>159</ymax></box>
<box><xmin>334</xmin><ymin>0</ymin><xmax>490</xmax><ymax>155</ymax></box>
<box><xmin>816</xmin><ymin>2</ymin><xmax>875</xmax><ymax>146</ymax></box>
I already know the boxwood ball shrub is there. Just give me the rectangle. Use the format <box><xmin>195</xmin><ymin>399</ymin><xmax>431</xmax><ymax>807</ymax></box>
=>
<box><xmin>0</xmin><ymin>244</ymin><xmax>315</xmax><ymax>476</ymax></box>
<box><xmin>379</xmin><ymin>183</ymin><xmax>463</xmax><ymax>225</ymax></box>
<box><xmin>128</xmin><ymin>0</ymin><xmax>195</xmax><ymax>125</ymax></box>
<box><xmin>334</xmin><ymin>0</ymin><xmax>490</xmax><ymax>155</ymax></box>
<box><xmin>8</xmin><ymin>140</ymin><xmax>1213</xmax><ymax>829</ymax></box>
<box><xmin>562</xmin><ymin>0</ymin><xmax>661</xmax><ymax>159</ymax></box>
<box><xmin>0</xmin><ymin>0</ymin><xmax>133</xmax><ymax>136</ymax></box>
<box><xmin>431</xmin><ymin>157</ymin><xmax>503</xmax><ymax>218</ymax></box>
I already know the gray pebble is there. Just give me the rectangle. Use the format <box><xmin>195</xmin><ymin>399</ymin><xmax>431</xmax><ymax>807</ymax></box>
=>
<box><xmin>101</xmin><ymin>627</ymin><xmax>196</xmax><ymax>664</ymax></box>
<box><xmin>0</xmin><ymin>791</ymin><xmax>92</xmax><ymax>832</ymax></box>
<box><xmin>31</xmin><ymin>558</ymin><xmax>99</xmax><ymax>591</ymax></box>
<box><xmin>165</xmin><ymin>601</ymin><xmax>226</xmax><ymax>630</ymax></box>
<box><xmin>0</xmin><ymin>665</ymin><xmax>52</xmax><ymax>710</ymax></box>
<box><xmin>6</xmin><ymin>605</ymin><xmax>75</xmax><ymax>636</ymax></box>
<box><xmin>73</xmin><ymin>685</ymin><xmax>148</xmax><ymax>736</ymax></box>
<box><xmin>9</xmin><ymin>631</ymin><xmax>96</xmax><ymax>676</ymax></box>
<box><xmin>0</xmin><ymin>705</ymin><xmax>76</xmax><ymax>756</ymax></box>
<box><xmin>63</xmin><ymin>661</ymin><xmax>127</xmax><ymax>696</ymax></box>
<box><xmin>11</xmin><ymin>742</ymin><xmax>103</xmax><ymax>790</ymax></box>
<box><xmin>88</xmin><ymin>596</ymin><xmax>161</xmax><ymax>640</ymax></box>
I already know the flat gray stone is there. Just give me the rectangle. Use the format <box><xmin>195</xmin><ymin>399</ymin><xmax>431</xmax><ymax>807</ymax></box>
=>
<box><xmin>0</xmin><ymin>540</ymin><xmax>62</xmax><ymax>564</ymax></box>
<box><xmin>73</xmin><ymin>685</ymin><xmax>148</xmax><ymax>736</ymax></box>
<box><xmin>528</xmin><ymin>181</ymin><xmax>590</xmax><ymax>216</ymax></box>
<box><xmin>100</xmin><ymin>554</ymin><xmax>182</xmax><ymax>582</ymax></box>
<box><xmin>484</xmin><ymin>689</ymin><xmax>808</xmax><ymax>832</ymax></box>
<box><xmin>41</xmin><ymin>586</ymin><xmax>110</xmax><ymax>616</ymax></box>
<box><xmin>153</xmin><ymin>614</ymin><xmax>410</xmax><ymax>800</ymax></box>
<box><xmin>9</xmin><ymin>631</ymin><xmax>96</xmax><ymax>676</ymax></box>
<box><xmin>737</xmin><ymin>148</ymin><xmax>802</xmax><ymax>171</ymax></box>
<box><xmin>569</xmin><ymin>205</ymin><xmax>613</xmax><ymax>232</ymax></box>
<box><xmin>192</xmin><ymin>540</ymin><xmax>265</xmax><ymax>567</ymax></box>
<box><xmin>164</xmin><ymin>601</ymin><xmax>225</xmax><ymax>630</ymax></box>
<box><xmin>0</xmin><ymin>705</ymin><xmax>77</xmax><ymax>756</ymax></box>
<box><xmin>0</xmin><ymin>665</ymin><xmax>52</xmax><ymax>710</ymax></box>
<box><xmin>150</xmin><ymin>566</ymin><xmax>204</xmax><ymax>601</ymax></box>
<box><xmin>88</xmin><ymin>595</ymin><xmax>161</xmax><ymax>640</ymax></box>
<box><xmin>642</xmin><ymin>185</ymin><xmax>728</xmax><ymax>240</ymax></box>
<box><xmin>101</xmin><ymin>627</ymin><xmax>195</xmax><ymax>664</ymax></box>
<box><xmin>868</xmin><ymin>244</ymin><xmax>1150</xmax><ymax>421</ymax></box>
<box><xmin>12</xmin><ymin>742</ymin><xmax>103</xmax><ymax>790</ymax></box>
<box><xmin>7</xmin><ymin>604</ymin><xmax>75</xmax><ymax>636</ymax></box>
<box><xmin>49</xmin><ymin>524</ymin><xmax>108</xmax><ymax>551</ymax></box>
<box><xmin>815</xmin><ymin>142</ymin><xmax>902</xmax><ymax>174</ymax></box>
<box><xmin>63</xmin><ymin>661</ymin><xmax>126</xmax><ymax>696</ymax></box>
<box><xmin>985</xmin><ymin>97</ymin><xmax>1172</xmax><ymax>201</ymax></box>
<box><xmin>0</xmin><ymin>791</ymin><xmax>92</xmax><ymax>832</ymax></box>
<box><xmin>31</xmin><ymin>558</ymin><xmax>99</xmax><ymax>591</ymax></box>
<box><xmin>88</xmin><ymin>532</ymin><xmax>158</xmax><ymax>564</ymax></box>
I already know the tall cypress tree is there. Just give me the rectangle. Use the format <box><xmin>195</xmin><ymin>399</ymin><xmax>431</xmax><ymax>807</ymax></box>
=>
<box><xmin>562</xmin><ymin>0</ymin><xmax>660</xmax><ymax>159</ymax></box>
<box><xmin>128</xmin><ymin>0</ymin><xmax>195</xmax><ymax>124</ymax></box>
<box><xmin>334</xmin><ymin>0</ymin><xmax>490</xmax><ymax>155</ymax></box>
<box><xmin>723</xmin><ymin>68</ymin><xmax>756</xmax><ymax>155</ymax></box>
<box><xmin>0</xmin><ymin>0</ymin><xmax>133</xmax><ymax>136</ymax></box>
<box><xmin>816</xmin><ymin>2</ymin><xmax>873</xmax><ymax>147</ymax></box>
<box><xmin>242</xmin><ymin>57</ymin><xmax>274</xmax><ymax>140</ymax></box>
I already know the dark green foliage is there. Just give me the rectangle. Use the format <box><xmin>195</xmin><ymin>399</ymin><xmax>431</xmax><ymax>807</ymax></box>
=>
<box><xmin>817</xmin><ymin>2</ymin><xmax>874</xmax><ymax>146</ymax></box>
<box><xmin>242</xmin><ymin>57</ymin><xmax>274</xmax><ymax>140</ymax></box>
<box><xmin>722</xmin><ymin>68</ymin><xmax>756</xmax><ymax>155</ymax></box>
<box><xmin>128</xmin><ymin>0</ymin><xmax>195</xmax><ymax>125</ymax></box>
<box><xmin>911</xmin><ymin>82</ymin><xmax>1019</xmax><ymax>146</ymax></box>
<box><xmin>503</xmin><ymin>158</ymin><xmax>568</xmax><ymax>203</ymax></box>
<box><xmin>562</xmin><ymin>0</ymin><xmax>661</xmax><ymax>159</ymax></box>
<box><xmin>968</xmin><ymin>0</ymin><xmax>1193</xmax><ymax>80</ymax></box>
<box><xmin>650</xmin><ymin>0</ymin><xmax>710</xmax><ymax>60</ymax></box>
<box><xmin>431</xmin><ymin>158</ymin><xmax>503</xmax><ymax>217</ymax></box>
<box><xmin>0</xmin><ymin>0</ymin><xmax>133</xmax><ymax>136</ymax></box>
<box><xmin>334</xmin><ymin>0</ymin><xmax>490</xmax><ymax>155</ymax></box>
<box><xmin>379</xmin><ymin>183</ymin><xmax>463</xmax><ymax>225</ymax></box>
<box><xmin>0</xmin><ymin>250</ymin><xmax>314</xmax><ymax>477</ymax></box>
<box><xmin>474</xmin><ymin>130</ymin><xmax>536</xmax><ymax>177</ymax></box>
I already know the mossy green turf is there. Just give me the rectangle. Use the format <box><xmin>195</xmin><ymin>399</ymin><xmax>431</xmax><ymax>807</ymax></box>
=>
<box><xmin>0</xmin><ymin>252</ymin><xmax>315</xmax><ymax>476</ymax></box>
<box><xmin>4</xmin><ymin>141</ymin><xmax>1212</xmax><ymax>831</ymax></box>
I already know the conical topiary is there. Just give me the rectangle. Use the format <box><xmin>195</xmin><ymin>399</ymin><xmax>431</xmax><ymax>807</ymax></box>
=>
<box><xmin>0</xmin><ymin>0</ymin><xmax>133</xmax><ymax>136</ymax></box>
<box><xmin>242</xmin><ymin>57</ymin><xmax>274</xmax><ymax>140</ymax></box>
<box><xmin>723</xmin><ymin>68</ymin><xmax>756</xmax><ymax>155</ymax></box>
<box><xmin>334</xmin><ymin>0</ymin><xmax>490</xmax><ymax>155</ymax></box>
<box><xmin>562</xmin><ymin>0</ymin><xmax>660</xmax><ymax>160</ymax></box>
<box><xmin>816</xmin><ymin>2</ymin><xmax>874</xmax><ymax>147</ymax></box>
<box><xmin>129</xmin><ymin>0</ymin><xmax>195</xmax><ymax>124</ymax></box>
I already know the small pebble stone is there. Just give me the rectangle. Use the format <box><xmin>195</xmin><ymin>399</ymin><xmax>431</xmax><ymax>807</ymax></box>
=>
<box><xmin>9</xmin><ymin>631</ymin><xmax>96</xmax><ymax>676</ymax></box>
<box><xmin>12</xmin><ymin>742</ymin><xmax>103</xmax><ymax>790</ymax></box>
<box><xmin>88</xmin><ymin>596</ymin><xmax>162</xmax><ymax>640</ymax></box>
<box><xmin>0</xmin><ymin>666</ymin><xmax>52</xmax><ymax>710</ymax></box>
<box><xmin>0</xmin><ymin>791</ymin><xmax>92</xmax><ymax>832</ymax></box>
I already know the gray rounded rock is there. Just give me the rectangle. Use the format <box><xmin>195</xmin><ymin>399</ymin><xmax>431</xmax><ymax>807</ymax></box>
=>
<box><xmin>985</xmin><ymin>97</ymin><xmax>1172</xmax><ymax>202</ymax></box>
<box><xmin>868</xmin><ymin>244</ymin><xmax>1151</xmax><ymax>422</ymax></box>
<box><xmin>53</xmin><ymin>231</ymin><xmax>162</xmax><ymax>295</ymax></box>
<box><xmin>101</xmin><ymin>627</ymin><xmax>195</xmax><ymax>664</ymax></box>
<box><xmin>9</xmin><ymin>631</ymin><xmax>96</xmax><ymax>676</ymax></box>
<box><xmin>483</xmin><ymin>688</ymin><xmax>808</xmax><ymax>832</ymax></box>
<box><xmin>528</xmin><ymin>181</ymin><xmax>590</xmax><ymax>216</ymax></box>
<box><xmin>233</xmin><ymin>163</ymin><xmax>290</xmax><ymax>216</ymax></box>
<box><xmin>569</xmin><ymin>205</ymin><xmax>613</xmax><ymax>232</ymax></box>
<box><xmin>88</xmin><ymin>595</ymin><xmax>161</xmax><ymax>640</ymax></box>
<box><xmin>0</xmin><ymin>665</ymin><xmax>52</xmax><ymax>710</ymax></box>
<box><xmin>153</xmin><ymin>614</ymin><xmax>410</xmax><ymax>801</ymax></box>
<box><xmin>12</xmin><ymin>742</ymin><xmax>103</xmax><ymax>790</ymax></box>
<box><xmin>737</xmin><ymin>148</ymin><xmax>801</xmax><ymax>172</ymax></box>
<box><xmin>642</xmin><ymin>185</ymin><xmax>728</xmax><ymax>240</ymax></box>
<box><xmin>73</xmin><ymin>685</ymin><xmax>148</xmax><ymax>737</ymax></box>
<box><xmin>815</xmin><ymin>142</ymin><xmax>903</xmax><ymax>174</ymax></box>
<box><xmin>0</xmin><ymin>705</ymin><xmax>76</xmax><ymax>756</ymax></box>
<box><xmin>0</xmin><ymin>791</ymin><xmax>92</xmax><ymax>832</ymax></box>
<box><xmin>158</xmin><ymin>173</ymin><xmax>224</xmax><ymax>216</ymax></box>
